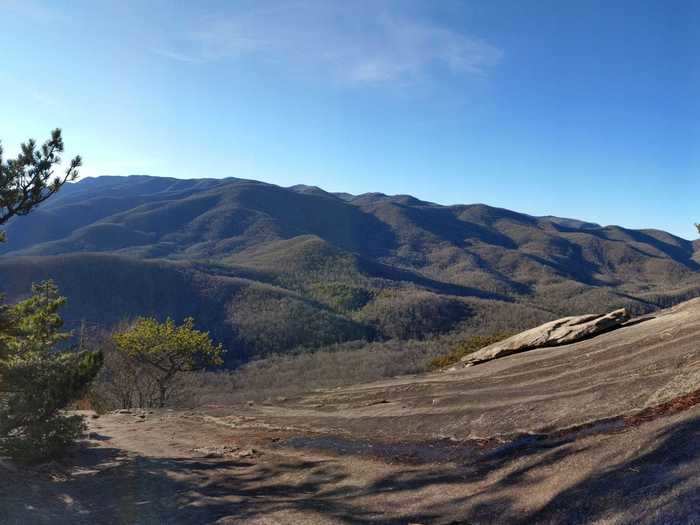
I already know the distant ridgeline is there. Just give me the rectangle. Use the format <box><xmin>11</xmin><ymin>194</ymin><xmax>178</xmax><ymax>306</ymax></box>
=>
<box><xmin>2</xmin><ymin>175</ymin><xmax>699</xmax><ymax>364</ymax></box>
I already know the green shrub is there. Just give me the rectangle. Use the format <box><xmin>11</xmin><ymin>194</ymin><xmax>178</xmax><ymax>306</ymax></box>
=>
<box><xmin>428</xmin><ymin>333</ymin><xmax>511</xmax><ymax>370</ymax></box>
<box><xmin>1</xmin><ymin>412</ymin><xmax>86</xmax><ymax>463</ymax></box>
<box><xmin>0</xmin><ymin>282</ymin><xmax>103</xmax><ymax>463</ymax></box>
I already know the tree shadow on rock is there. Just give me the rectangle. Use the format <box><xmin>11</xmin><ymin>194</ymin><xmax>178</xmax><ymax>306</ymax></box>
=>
<box><xmin>521</xmin><ymin>415</ymin><xmax>700</xmax><ymax>524</ymax></box>
<box><xmin>6</xmin><ymin>417</ymin><xmax>700</xmax><ymax>524</ymax></box>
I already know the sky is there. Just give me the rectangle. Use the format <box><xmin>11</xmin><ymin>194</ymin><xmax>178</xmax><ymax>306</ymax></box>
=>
<box><xmin>1</xmin><ymin>0</ymin><xmax>698</xmax><ymax>238</ymax></box>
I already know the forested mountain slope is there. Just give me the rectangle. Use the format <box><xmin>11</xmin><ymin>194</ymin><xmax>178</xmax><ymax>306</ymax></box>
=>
<box><xmin>2</xmin><ymin>175</ymin><xmax>698</xmax><ymax>362</ymax></box>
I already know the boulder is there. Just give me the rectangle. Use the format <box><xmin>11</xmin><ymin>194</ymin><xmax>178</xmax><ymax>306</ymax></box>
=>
<box><xmin>461</xmin><ymin>308</ymin><xmax>630</xmax><ymax>366</ymax></box>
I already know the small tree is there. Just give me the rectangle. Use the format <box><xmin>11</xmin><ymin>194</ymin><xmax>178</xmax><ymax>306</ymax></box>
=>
<box><xmin>0</xmin><ymin>128</ymin><xmax>81</xmax><ymax>239</ymax></box>
<box><xmin>113</xmin><ymin>318</ymin><xmax>224</xmax><ymax>408</ymax></box>
<box><xmin>89</xmin><ymin>330</ymin><xmax>166</xmax><ymax>411</ymax></box>
<box><xmin>0</xmin><ymin>282</ymin><xmax>102</xmax><ymax>462</ymax></box>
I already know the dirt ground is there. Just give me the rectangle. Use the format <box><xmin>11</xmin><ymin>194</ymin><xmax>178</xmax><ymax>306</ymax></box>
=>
<box><xmin>3</xmin><ymin>299</ymin><xmax>700</xmax><ymax>524</ymax></box>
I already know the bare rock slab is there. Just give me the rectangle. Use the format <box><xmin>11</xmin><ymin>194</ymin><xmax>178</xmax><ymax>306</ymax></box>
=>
<box><xmin>461</xmin><ymin>308</ymin><xmax>630</xmax><ymax>366</ymax></box>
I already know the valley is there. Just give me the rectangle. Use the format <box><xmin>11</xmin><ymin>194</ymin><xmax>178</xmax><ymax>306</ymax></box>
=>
<box><xmin>2</xmin><ymin>175</ymin><xmax>699</xmax><ymax>365</ymax></box>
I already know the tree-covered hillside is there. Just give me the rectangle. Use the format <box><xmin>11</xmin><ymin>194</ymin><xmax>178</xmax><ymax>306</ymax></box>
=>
<box><xmin>2</xmin><ymin>175</ymin><xmax>699</xmax><ymax>363</ymax></box>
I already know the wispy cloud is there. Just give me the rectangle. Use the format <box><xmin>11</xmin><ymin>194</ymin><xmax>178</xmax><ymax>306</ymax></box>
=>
<box><xmin>156</xmin><ymin>1</ymin><xmax>502</xmax><ymax>85</ymax></box>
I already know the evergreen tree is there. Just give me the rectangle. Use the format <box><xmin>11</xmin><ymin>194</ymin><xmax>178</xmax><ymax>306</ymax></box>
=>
<box><xmin>0</xmin><ymin>282</ymin><xmax>103</xmax><ymax>462</ymax></box>
<box><xmin>113</xmin><ymin>318</ymin><xmax>224</xmax><ymax>408</ymax></box>
<box><xmin>0</xmin><ymin>130</ymin><xmax>101</xmax><ymax>463</ymax></box>
<box><xmin>0</xmin><ymin>128</ymin><xmax>81</xmax><ymax>240</ymax></box>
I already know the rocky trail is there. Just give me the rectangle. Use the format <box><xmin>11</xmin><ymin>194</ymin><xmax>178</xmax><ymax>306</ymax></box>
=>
<box><xmin>3</xmin><ymin>299</ymin><xmax>700</xmax><ymax>524</ymax></box>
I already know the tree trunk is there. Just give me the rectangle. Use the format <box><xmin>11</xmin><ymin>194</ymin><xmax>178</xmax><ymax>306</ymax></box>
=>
<box><xmin>158</xmin><ymin>383</ymin><xmax>167</xmax><ymax>408</ymax></box>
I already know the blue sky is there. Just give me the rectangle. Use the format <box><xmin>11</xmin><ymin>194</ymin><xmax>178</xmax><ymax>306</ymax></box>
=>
<box><xmin>1</xmin><ymin>0</ymin><xmax>698</xmax><ymax>238</ymax></box>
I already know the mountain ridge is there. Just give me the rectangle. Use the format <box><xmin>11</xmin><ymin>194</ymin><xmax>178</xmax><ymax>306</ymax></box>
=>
<box><xmin>1</xmin><ymin>175</ymin><xmax>698</xmax><ymax>362</ymax></box>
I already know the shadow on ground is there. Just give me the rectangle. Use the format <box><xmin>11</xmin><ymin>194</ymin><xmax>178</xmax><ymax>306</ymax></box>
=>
<box><xmin>3</xmin><ymin>416</ymin><xmax>700</xmax><ymax>524</ymax></box>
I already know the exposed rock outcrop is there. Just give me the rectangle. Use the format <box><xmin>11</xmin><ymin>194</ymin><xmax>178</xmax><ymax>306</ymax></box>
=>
<box><xmin>461</xmin><ymin>308</ymin><xmax>630</xmax><ymax>366</ymax></box>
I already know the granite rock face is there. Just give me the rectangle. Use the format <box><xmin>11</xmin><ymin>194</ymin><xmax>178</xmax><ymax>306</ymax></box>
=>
<box><xmin>461</xmin><ymin>308</ymin><xmax>630</xmax><ymax>366</ymax></box>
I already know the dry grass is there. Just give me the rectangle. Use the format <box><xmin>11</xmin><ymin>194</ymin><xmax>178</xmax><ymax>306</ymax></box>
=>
<box><xmin>180</xmin><ymin>338</ymin><xmax>460</xmax><ymax>406</ymax></box>
<box><xmin>427</xmin><ymin>333</ymin><xmax>512</xmax><ymax>370</ymax></box>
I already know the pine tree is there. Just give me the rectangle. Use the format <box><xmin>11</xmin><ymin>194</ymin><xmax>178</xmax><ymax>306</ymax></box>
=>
<box><xmin>0</xmin><ymin>282</ymin><xmax>103</xmax><ymax>462</ymax></box>
<box><xmin>0</xmin><ymin>130</ymin><xmax>101</xmax><ymax>463</ymax></box>
<box><xmin>0</xmin><ymin>128</ymin><xmax>81</xmax><ymax>240</ymax></box>
<box><xmin>113</xmin><ymin>318</ymin><xmax>224</xmax><ymax>408</ymax></box>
